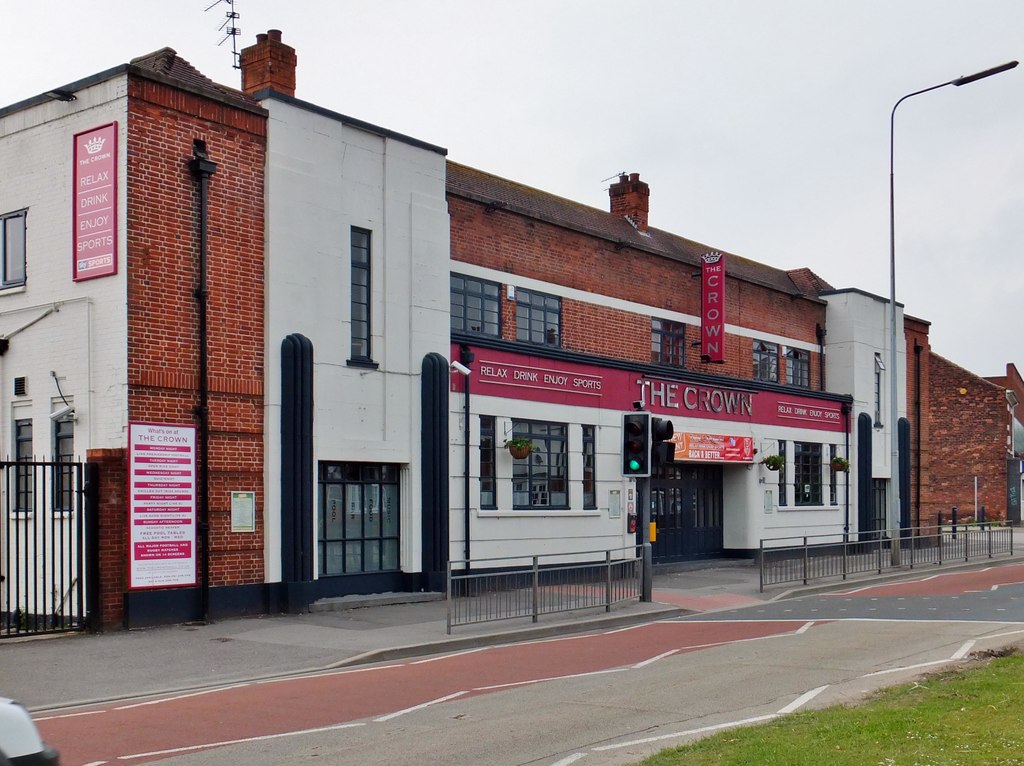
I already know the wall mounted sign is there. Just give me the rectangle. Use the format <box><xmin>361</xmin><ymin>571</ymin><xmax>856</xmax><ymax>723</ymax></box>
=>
<box><xmin>128</xmin><ymin>423</ymin><xmax>196</xmax><ymax>589</ymax></box>
<box><xmin>701</xmin><ymin>251</ymin><xmax>725</xmax><ymax>363</ymax></box>
<box><xmin>73</xmin><ymin>122</ymin><xmax>118</xmax><ymax>281</ymax></box>
<box><xmin>672</xmin><ymin>432</ymin><xmax>755</xmax><ymax>463</ymax></box>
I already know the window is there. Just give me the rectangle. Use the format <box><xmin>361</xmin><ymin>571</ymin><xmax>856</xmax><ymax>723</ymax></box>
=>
<box><xmin>777</xmin><ymin>439</ymin><xmax>787</xmax><ymax>507</ymax></box>
<box><xmin>515</xmin><ymin>288</ymin><xmax>560</xmax><ymax>347</ymax></box>
<box><xmin>793</xmin><ymin>442</ymin><xmax>822</xmax><ymax>506</ymax></box>
<box><xmin>582</xmin><ymin>425</ymin><xmax>596</xmax><ymax>509</ymax></box>
<box><xmin>318</xmin><ymin>463</ymin><xmax>400</xmax><ymax>575</ymax></box>
<box><xmin>15</xmin><ymin>419</ymin><xmax>32</xmax><ymax>513</ymax></box>
<box><xmin>651</xmin><ymin>319</ymin><xmax>686</xmax><ymax>366</ymax></box>
<box><xmin>753</xmin><ymin>340</ymin><xmax>778</xmax><ymax>383</ymax></box>
<box><xmin>451</xmin><ymin>274</ymin><xmax>501</xmax><ymax>336</ymax></box>
<box><xmin>785</xmin><ymin>347</ymin><xmax>810</xmax><ymax>388</ymax></box>
<box><xmin>829</xmin><ymin>444</ymin><xmax>838</xmax><ymax>506</ymax></box>
<box><xmin>511</xmin><ymin>420</ymin><xmax>567</xmax><ymax>509</ymax></box>
<box><xmin>479</xmin><ymin>416</ymin><xmax>496</xmax><ymax>509</ymax></box>
<box><xmin>349</xmin><ymin>227</ymin><xmax>372</xmax><ymax>363</ymax></box>
<box><xmin>53</xmin><ymin>415</ymin><xmax>75</xmax><ymax>513</ymax></box>
<box><xmin>874</xmin><ymin>353</ymin><xmax>885</xmax><ymax>426</ymax></box>
<box><xmin>1</xmin><ymin>210</ymin><xmax>26</xmax><ymax>288</ymax></box>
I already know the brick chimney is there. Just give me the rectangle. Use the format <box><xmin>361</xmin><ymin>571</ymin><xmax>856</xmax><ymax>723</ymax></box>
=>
<box><xmin>609</xmin><ymin>172</ymin><xmax>650</xmax><ymax>232</ymax></box>
<box><xmin>240</xmin><ymin>29</ymin><xmax>297</xmax><ymax>97</ymax></box>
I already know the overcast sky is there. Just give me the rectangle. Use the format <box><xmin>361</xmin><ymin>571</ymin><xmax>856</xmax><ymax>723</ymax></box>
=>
<box><xmin>4</xmin><ymin>2</ymin><xmax>1021</xmax><ymax>378</ymax></box>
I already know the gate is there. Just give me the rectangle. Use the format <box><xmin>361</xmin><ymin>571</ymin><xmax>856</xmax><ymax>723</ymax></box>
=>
<box><xmin>651</xmin><ymin>463</ymin><xmax>724</xmax><ymax>562</ymax></box>
<box><xmin>1</xmin><ymin>460</ymin><xmax>89</xmax><ymax>638</ymax></box>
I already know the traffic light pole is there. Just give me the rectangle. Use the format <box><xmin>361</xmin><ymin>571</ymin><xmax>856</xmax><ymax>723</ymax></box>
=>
<box><xmin>638</xmin><ymin>476</ymin><xmax>653</xmax><ymax>602</ymax></box>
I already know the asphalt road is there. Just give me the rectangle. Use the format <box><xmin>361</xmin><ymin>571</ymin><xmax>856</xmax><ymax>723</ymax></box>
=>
<box><xmin>35</xmin><ymin>563</ymin><xmax>1024</xmax><ymax>766</ymax></box>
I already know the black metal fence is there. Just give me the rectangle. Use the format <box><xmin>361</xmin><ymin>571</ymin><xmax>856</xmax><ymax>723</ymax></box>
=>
<box><xmin>1</xmin><ymin>460</ymin><xmax>88</xmax><ymax>638</ymax></box>
<box><xmin>759</xmin><ymin>523</ymin><xmax>1015</xmax><ymax>592</ymax></box>
<box><xmin>447</xmin><ymin>546</ymin><xmax>642</xmax><ymax>633</ymax></box>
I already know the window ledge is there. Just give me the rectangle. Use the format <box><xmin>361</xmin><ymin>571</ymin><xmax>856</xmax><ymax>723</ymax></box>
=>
<box><xmin>0</xmin><ymin>284</ymin><xmax>26</xmax><ymax>296</ymax></box>
<box><xmin>778</xmin><ymin>506</ymin><xmax>841</xmax><ymax>513</ymax></box>
<box><xmin>346</xmin><ymin>358</ymin><xmax>379</xmax><ymax>370</ymax></box>
<box><xmin>478</xmin><ymin>509</ymin><xmax>602</xmax><ymax>518</ymax></box>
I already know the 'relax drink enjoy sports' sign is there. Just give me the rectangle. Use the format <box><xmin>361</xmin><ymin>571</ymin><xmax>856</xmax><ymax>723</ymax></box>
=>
<box><xmin>73</xmin><ymin>123</ymin><xmax>118</xmax><ymax>280</ymax></box>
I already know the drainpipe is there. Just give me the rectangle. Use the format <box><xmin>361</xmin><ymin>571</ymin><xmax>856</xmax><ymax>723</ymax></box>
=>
<box><xmin>459</xmin><ymin>345</ymin><xmax>475</xmax><ymax>569</ymax></box>
<box><xmin>190</xmin><ymin>140</ymin><xmax>216</xmax><ymax>623</ymax></box>
<box><xmin>842</xmin><ymin>402</ymin><xmax>851</xmax><ymax>535</ymax></box>
<box><xmin>815</xmin><ymin>323</ymin><xmax>826</xmax><ymax>390</ymax></box>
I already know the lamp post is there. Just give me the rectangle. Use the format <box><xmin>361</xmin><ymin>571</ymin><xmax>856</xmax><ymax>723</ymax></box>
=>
<box><xmin>888</xmin><ymin>61</ymin><xmax>1017</xmax><ymax>552</ymax></box>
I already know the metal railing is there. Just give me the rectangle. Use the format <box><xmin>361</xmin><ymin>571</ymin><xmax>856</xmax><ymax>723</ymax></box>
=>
<box><xmin>447</xmin><ymin>546</ymin><xmax>642</xmax><ymax>633</ymax></box>
<box><xmin>759</xmin><ymin>523</ymin><xmax>1015</xmax><ymax>592</ymax></box>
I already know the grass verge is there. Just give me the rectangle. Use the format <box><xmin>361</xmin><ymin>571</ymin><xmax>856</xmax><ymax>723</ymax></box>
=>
<box><xmin>634</xmin><ymin>649</ymin><xmax>1024</xmax><ymax>766</ymax></box>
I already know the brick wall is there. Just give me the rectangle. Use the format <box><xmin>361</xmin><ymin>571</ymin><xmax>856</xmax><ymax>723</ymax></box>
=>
<box><xmin>87</xmin><ymin>448</ymin><xmax>127</xmax><ymax>628</ymax></box>
<box><xmin>125</xmin><ymin>77</ymin><xmax>266</xmax><ymax>589</ymax></box>
<box><xmin>450</xmin><ymin>195</ymin><xmax>826</xmax><ymax>386</ymax></box>
<box><xmin>905</xmin><ymin>318</ymin><xmax>931</xmax><ymax>526</ymax></box>
<box><xmin>925</xmin><ymin>353</ymin><xmax>1009</xmax><ymax>522</ymax></box>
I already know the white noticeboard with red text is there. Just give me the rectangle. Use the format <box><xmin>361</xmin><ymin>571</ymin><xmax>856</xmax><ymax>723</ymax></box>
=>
<box><xmin>129</xmin><ymin>423</ymin><xmax>197</xmax><ymax>589</ymax></box>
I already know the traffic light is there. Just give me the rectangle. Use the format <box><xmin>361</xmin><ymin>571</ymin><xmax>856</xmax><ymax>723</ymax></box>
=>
<box><xmin>651</xmin><ymin>417</ymin><xmax>676</xmax><ymax>466</ymax></box>
<box><xmin>622</xmin><ymin>412</ymin><xmax>651</xmax><ymax>477</ymax></box>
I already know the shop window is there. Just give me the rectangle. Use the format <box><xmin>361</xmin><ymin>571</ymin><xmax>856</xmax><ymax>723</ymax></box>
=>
<box><xmin>582</xmin><ymin>424</ymin><xmax>596</xmax><ymax>509</ymax></box>
<box><xmin>785</xmin><ymin>347</ymin><xmax>810</xmax><ymax>388</ymax></box>
<box><xmin>515</xmin><ymin>288</ymin><xmax>561</xmax><ymax>347</ymax></box>
<box><xmin>511</xmin><ymin>420</ymin><xmax>568</xmax><ymax>509</ymax></box>
<box><xmin>1</xmin><ymin>209</ymin><xmax>26</xmax><ymax>288</ymax></box>
<box><xmin>794</xmin><ymin>442</ymin><xmax>822</xmax><ymax>506</ymax></box>
<box><xmin>53</xmin><ymin>415</ymin><xmax>74</xmax><ymax>514</ymax></box>
<box><xmin>349</xmin><ymin>227</ymin><xmax>373</xmax><ymax>364</ymax></box>
<box><xmin>753</xmin><ymin>340</ymin><xmax>778</xmax><ymax>383</ymax></box>
<box><xmin>451</xmin><ymin>273</ymin><xmax>501</xmax><ymax>336</ymax></box>
<box><xmin>651</xmin><ymin>318</ymin><xmax>686</xmax><ymax>367</ymax></box>
<box><xmin>14</xmin><ymin>418</ymin><xmax>32</xmax><ymax>513</ymax></box>
<box><xmin>479</xmin><ymin>415</ymin><xmax>496</xmax><ymax>509</ymax></box>
<box><xmin>777</xmin><ymin>439</ymin><xmax>787</xmax><ymax>507</ymax></box>
<box><xmin>318</xmin><ymin>462</ymin><xmax>400</xmax><ymax>575</ymax></box>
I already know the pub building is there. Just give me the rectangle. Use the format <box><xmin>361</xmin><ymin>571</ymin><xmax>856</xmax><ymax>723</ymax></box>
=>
<box><xmin>447</xmin><ymin>165</ymin><xmax>891</xmax><ymax>565</ymax></box>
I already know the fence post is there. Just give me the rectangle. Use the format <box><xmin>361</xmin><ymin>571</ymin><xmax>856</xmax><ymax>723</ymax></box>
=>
<box><xmin>802</xmin><ymin>537</ymin><xmax>808</xmax><ymax>585</ymax></box>
<box><xmin>446</xmin><ymin>562</ymin><xmax>453</xmax><ymax>635</ymax></box>
<box><xmin>842</xmin><ymin>532</ymin><xmax>848</xmax><ymax>581</ymax></box>
<box><xmin>877</xmin><ymin>532</ymin><xmax>883</xmax><ymax>574</ymax></box>
<box><xmin>758</xmin><ymin>541</ymin><xmax>765</xmax><ymax>593</ymax></box>
<box><xmin>980</xmin><ymin>504</ymin><xmax>986</xmax><ymax>529</ymax></box>
<box><xmin>605</xmin><ymin>550</ymin><xmax>612</xmax><ymax>612</ymax></box>
<box><xmin>988</xmin><ymin>522</ymin><xmax>993</xmax><ymax>558</ymax></box>
<box><xmin>532</xmin><ymin>556</ymin><xmax>540</xmax><ymax>623</ymax></box>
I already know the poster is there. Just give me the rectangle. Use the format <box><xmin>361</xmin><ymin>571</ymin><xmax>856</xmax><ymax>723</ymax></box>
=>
<box><xmin>128</xmin><ymin>423</ymin><xmax>197</xmax><ymax>589</ymax></box>
<box><xmin>73</xmin><ymin>123</ymin><xmax>118</xmax><ymax>281</ymax></box>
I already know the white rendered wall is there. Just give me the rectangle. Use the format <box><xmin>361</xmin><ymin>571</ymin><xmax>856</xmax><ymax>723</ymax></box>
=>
<box><xmin>262</xmin><ymin>98</ymin><xmax>449</xmax><ymax>582</ymax></box>
<box><xmin>0</xmin><ymin>78</ymin><xmax>130</xmax><ymax>459</ymax></box>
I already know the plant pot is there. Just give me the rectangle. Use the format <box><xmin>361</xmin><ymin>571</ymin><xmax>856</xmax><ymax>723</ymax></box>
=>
<box><xmin>830</xmin><ymin>460</ymin><xmax>849</xmax><ymax>472</ymax></box>
<box><xmin>508</xmin><ymin>444</ymin><xmax>532</xmax><ymax>459</ymax></box>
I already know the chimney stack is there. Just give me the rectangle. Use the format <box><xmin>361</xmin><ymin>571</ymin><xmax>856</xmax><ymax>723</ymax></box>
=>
<box><xmin>608</xmin><ymin>172</ymin><xmax>650</xmax><ymax>232</ymax></box>
<box><xmin>240</xmin><ymin>29</ymin><xmax>297</xmax><ymax>98</ymax></box>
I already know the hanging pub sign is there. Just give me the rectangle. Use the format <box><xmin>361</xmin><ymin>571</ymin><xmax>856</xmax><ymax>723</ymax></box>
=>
<box><xmin>73</xmin><ymin>122</ymin><xmax>118</xmax><ymax>281</ymax></box>
<box><xmin>701</xmin><ymin>251</ymin><xmax>725</xmax><ymax>363</ymax></box>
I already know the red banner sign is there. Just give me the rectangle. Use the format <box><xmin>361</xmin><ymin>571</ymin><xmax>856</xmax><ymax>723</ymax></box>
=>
<box><xmin>73</xmin><ymin>123</ymin><xmax>118</xmax><ymax>281</ymax></box>
<box><xmin>701</xmin><ymin>251</ymin><xmax>725</xmax><ymax>363</ymax></box>
<box><xmin>672</xmin><ymin>432</ymin><xmax>754</xmax><ymax>463</ymax></box>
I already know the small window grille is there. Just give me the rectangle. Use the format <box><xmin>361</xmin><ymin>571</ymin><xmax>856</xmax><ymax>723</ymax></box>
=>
<box><xmin>13</xmin><ymin>376</ymin><xmax>26</xmax><ymax>396</ymax></box>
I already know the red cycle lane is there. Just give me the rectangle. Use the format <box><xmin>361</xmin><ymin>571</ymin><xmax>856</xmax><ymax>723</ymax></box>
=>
<box><xmin>825</xmin><ymin>562</ymin><xmax>1024</xmax><ymax>598</ymax></box>
<box><xmin>36</xmin><ymin>619</ymin><xmax>803</xmax><ymax>765</ymax></box>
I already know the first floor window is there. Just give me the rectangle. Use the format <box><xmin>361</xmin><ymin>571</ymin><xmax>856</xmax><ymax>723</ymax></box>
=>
<box><xmin>753</xmin><ymin>340</ymin><xmax>778</xmax><ymax>382</ymax></box>
<box><xmin>451</xmin><ymin>273</ymin><xmax>501</xmax><ymax>336</ymax></box>
<box><xmin>349</xmin><ymin>227</ymin><xmax>372</xmax><ymax>362</ymax></box>
<box><xmin>785</xmin><ymin>347</ymin><xmax>810</xmax><ymax>388</ymax></box>
<box><xmin>516</xmin><ymin>288</ymin><xmax>561</xmax><ymax>347</ymax></box>
<box><xmin>15</xmin><ymin>418</ymin><xmax>32</xmax><ymax>513</ymax></box>
<box><xmin>874</xmin><ymin>353</ymin><xmax>885</xmax><ymax>426</ymax></box>
<box><xmin>511</xmin><ymin>420</ymin><xmax>567</xmax><ymax>509</ymax></box>
<box><xmin>582</xmin><ymin>424</ymin><xmax>596</xmax><ymax>509</ymax></box>
<box><xmin>651</xmin><ymin>318</ymin><xmax>686</xmax><ymax>366</ymax></box>
<box><xmin>479</xmin><ymin>415</ymin><xmax>496</xmax><ymax>509</ymax></box>
<box><xmin>318</xmin><ymin>463</ymin><xmax>399</xmax><ymax>575</ymax></box>
<box><xmin>794</xmin><ymin>442</ymin><xmax>822</xmax><ymax>506</ymax></box>
<box><xmin>53</xmin><ymin>415</ymin><xmax>75</xmax><ymax>513</ymax></box>
<box><xmin>2</xmin><ymin>210</ymin><xmax>26</xmax><ymax>288</ymax></box>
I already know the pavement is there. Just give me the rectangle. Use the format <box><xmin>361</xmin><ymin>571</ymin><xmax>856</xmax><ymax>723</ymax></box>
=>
<box><xmin>3</xmin><ymin>547</ymin><xmax>1024</xmax><ymax>713</ymax></box>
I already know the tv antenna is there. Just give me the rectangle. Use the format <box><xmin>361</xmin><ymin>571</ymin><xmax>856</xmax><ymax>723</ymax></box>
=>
<box><xmin>205</xmin><ymin>0</ymin><xmax>241</xmax><ymax>70</ymax></box>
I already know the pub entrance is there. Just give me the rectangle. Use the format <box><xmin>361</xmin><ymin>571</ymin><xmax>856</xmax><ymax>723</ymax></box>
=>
<box><xmin>650</xmin><ymin>462</ymin><xmax>724</xmax><ymax>562</ymax></box>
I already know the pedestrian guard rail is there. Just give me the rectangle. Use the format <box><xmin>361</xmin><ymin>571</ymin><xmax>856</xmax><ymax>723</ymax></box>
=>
<box><xmin>759</xmin><ymin>523</ymin><xmax>1014</xmax><ymax>592</ymax></box>
<box><xmin>447</xmin><ymin>545</ymin><xmax>642</xmax><ymax>634</ymax></box>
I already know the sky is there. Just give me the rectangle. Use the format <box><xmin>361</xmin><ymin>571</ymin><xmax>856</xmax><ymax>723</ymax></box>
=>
<box><xmin>3</xmin><ymin>1</ymin><xmax>1021</xmax><ymax>378</ymax></box>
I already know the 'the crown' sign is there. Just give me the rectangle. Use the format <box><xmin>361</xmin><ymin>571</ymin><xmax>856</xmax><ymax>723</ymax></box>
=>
<box><xmin>701</xmin><ymin>251</ymin><xmax>725</xmax><ymax>363</ymax></box>
<box><xmin>73</xmin><ymin>123</ymin><xmax>118</xmax><ymax>281</ymax></box>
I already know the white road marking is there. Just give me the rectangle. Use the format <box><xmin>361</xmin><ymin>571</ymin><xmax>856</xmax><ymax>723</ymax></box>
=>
<box><xmin>796</xmin><ymin>621</ymin><xmax>814</xmax><ymax>634</ymax></box>
<box><xmin>592</xmin><ymin>714</ymin><xmax>777</xmax><ymax>750</ymax></box>
<box><xmin>258</xmin><ymin>663</ymin><xmax>407</xmax><ymax>684</ymax></box>
<box><xmin>980</xmin><ymin>627</ymin><xmax>1024</xmax><ymax>639</ymax></box>
<box><xmin>35</xmin><ymin>710</ymin><xmax>106</xmax><ymax>722</ymax></box>
<box><xmin>778</xmin><ymin>685</ymin><xmax>828</xmax><ymax>714</ymax></box>
<box><xmin>116</xmin><ymin>722</ymin><xmax>365</xmax><ymax>760</ymax></box>
<box><xmin>373</xmin><ymin>691</ymin><xmax>467</xmax><ymax>722</ymax></box>
<box><xmin>862</xmin><ymin>660</ymin><xmax>951</xmax><ymax>677</ymax></box>
<box><xmin>82</xmin><ymin>761</ymin><xmax>108</xmax><ymax>766</ymax></box>
<box><xmin>475</xmin><ymin>667</ymin><xmax>629</xmax><ymax>691</ymax></box>
<box><xmin>633</xmin><ymin>649</ymin><xmax>678</xmax><ymax>668</ymax></box>
<box><xmin>549</xmin><ymin>754</ymin><xmax>586</xmax><ymax>766</ymax></box>
<box><xmin>115</xmin><ymin>685</ymin><xmax>249</xmax><ymax>710</ymax></box>
<box><xmin>412</xmin><ymin>647</ymin><xmax>487</xmax><ymax>664</ymax></box>
<box><xmin>951</xmin><ymin>640</ymin><xmax>976</xmax><ymax>659</ymax></box>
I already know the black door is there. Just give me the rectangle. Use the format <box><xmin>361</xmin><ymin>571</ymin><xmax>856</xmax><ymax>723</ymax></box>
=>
<box><xmin>650</xmin><ymin>463</ymin><xmax>723</xmax><ymax>562</ymax></box>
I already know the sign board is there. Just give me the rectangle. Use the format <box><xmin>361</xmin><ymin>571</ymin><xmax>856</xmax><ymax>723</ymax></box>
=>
<box><xmin>73</xmin><ymin>123</ymin><xmax>118</xmax><ymax>281</ymax></box>
<box><xmin>672</xmin><ymin>432</ymin><xmax>755</xmax><ymax>463</ymax></box>
<box><xmin>701</xmin><ymin>251</ymin><xmax>725</xmax><ymax>363</ymax></box>
<box><xmin>128</xmin><ymin>423</ymin><xmax>197</xmax><ymax>589</ymax></box>
<box><xmin>231</xmin><ymin>491</ymin><xmax>256</xmax><ymax>532</ymax></box>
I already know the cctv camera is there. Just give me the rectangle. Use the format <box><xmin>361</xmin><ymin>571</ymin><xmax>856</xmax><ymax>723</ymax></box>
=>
<box><xmin>49</xmin><ymin>404</ymin><xmax>75</xmax><ymax>421</ymax></box>
<box><xmin>450</xmin><ymin>361</ymin><xmax>471</xmax><ymax>376</ymax></box>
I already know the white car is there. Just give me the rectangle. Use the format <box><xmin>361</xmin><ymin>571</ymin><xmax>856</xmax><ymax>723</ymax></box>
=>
<box><xmin>0</xmin><ymin>697</ymin><xmax>59</xmax><ymax>765</ymax></box>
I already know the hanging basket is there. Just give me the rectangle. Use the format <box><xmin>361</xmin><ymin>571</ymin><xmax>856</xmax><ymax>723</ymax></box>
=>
<box><xmin>830</xmin><ymin>457</ymin><xmax>850</xmax><ymax>472</ymax></box>
<box><xmin>505</xmin><ymin>439</ymin><xmax>534</xmax><ymax>459</ymax></box>
<box><xmin>760</xmin><ymin>455</ymin><xmax>785</xmax><ymax>471</ymax></box>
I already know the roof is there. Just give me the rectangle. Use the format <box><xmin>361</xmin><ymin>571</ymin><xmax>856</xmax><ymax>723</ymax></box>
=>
<box><xmin>130</xmin><ymin>48</ymin><xmax>260</xmax><ymax>112</ymax></box>
<box><xmin>446</xmin><ymin>161</ymin><xmax>828</xmax><ymax>300</ymax></box>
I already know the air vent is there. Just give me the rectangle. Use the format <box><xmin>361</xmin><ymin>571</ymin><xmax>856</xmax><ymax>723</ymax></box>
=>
<box><xmin>13</xmin><ymin>377</ymin><xmax>26</xmax><ymax>396</ymax></box>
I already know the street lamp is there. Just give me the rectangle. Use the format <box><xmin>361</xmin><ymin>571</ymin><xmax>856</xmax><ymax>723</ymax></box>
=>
<box><xmin>888</xmin><ymin>61</ymin><xmax>1017</xmax><ymax>548</ymax></box>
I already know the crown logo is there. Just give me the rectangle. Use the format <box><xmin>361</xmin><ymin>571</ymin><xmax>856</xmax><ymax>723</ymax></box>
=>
<box><xmin>701</xmin><ymin>251</ymin><xmax>723</xmax><ymax>265</ymax></box>
<box><xmin>84</xmin><ymin>136</ymin><xmax>105</xmax><ymax>155</ymax></box>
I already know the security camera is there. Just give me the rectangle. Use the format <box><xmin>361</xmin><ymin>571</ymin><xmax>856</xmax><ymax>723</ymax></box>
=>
<box><xmin>450</xmin><ymin>361</ymin><xmax>471</xmax><ymax>376</ymax></box>
<box><xmin>49</xmin><ymin>404</ymin><xmax>75</xmax><ymax>421</ymax></box>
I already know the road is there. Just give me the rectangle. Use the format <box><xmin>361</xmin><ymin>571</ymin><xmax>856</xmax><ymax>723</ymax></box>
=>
<box><xmin>35</xmin><ymin>564</ymin><xmax>1024</xmax><ymax>766</ymax></box>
